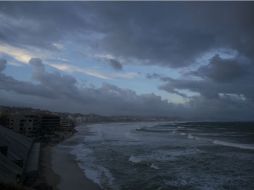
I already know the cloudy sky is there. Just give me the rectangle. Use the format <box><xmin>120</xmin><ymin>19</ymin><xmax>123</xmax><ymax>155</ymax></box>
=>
<box><xmin>0</xmin><ymin>2</ymin><xmax>254</xmax><ymax>120</ymax></box>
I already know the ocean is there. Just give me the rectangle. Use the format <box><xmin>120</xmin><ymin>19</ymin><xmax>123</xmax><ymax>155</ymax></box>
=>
<box><xmin>61</xmin><ymin>122</ymin><xmax>254</xmax><ymax>190</ymax></box>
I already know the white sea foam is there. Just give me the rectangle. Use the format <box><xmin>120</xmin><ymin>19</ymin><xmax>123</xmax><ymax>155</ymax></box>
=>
<box><xmin>185</xmin><ymin>133</ymin><xmax>203</xmax><ymax>141</ymax></box>
<box><xmin>176</xmin><ymin>131</ymin><xmax>254</xmax><ymax>151</ymax></box>
<box><xmin>129</xmin><ymin>155</ymin><xmax>143</xmax><ymax>163</ymax></box>
<box><xmin>136</xmin><ymin>128</ymin><xmax>172</xmax><ymax>133</ymax></box>
<box><xmin>150</xmin><ymin>163</ymin><xmax>159</xmax><ymax>169</ymax></box>
<box><xmin>79</xmin><ymin>163</ymin><xmax>117</xmax><ymax>189</ymax></box>
<box><xmin>70</xmin><ymin>145</ymin><xmax>92</xmax><ymax>160</ymax></box>
<box><xmin>129</xmin><ymin>148</ymin><xmax>199</xmax><ymax>164</ymax></box>
<box><xmin>213</xmin><ymin>140</ymin><xmax>254</xmax><ymax>150</ymax></box>
<box><xmin>187</xmin><ymin>134</ymin><xmax>194</xmax><ymax>139</ymax></box>
<box><xmin>82</xmin><ymin>167</ymin><xmax>101</xmax><ymax>186</ymax></box>
<box><xmin>71</xmin><ymin>144</ymin><xmax>117</xmax><ymax>189</ymax></box>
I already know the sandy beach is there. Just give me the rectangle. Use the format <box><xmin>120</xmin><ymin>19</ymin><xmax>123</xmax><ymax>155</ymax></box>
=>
<box><xmin>42</xmin><ymin>144</ymin><xmax>101</xmax><ymax>190</ymax></box>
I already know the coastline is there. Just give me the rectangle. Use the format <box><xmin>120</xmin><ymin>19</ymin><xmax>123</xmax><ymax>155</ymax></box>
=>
<box><xmin>41</xmin><ymin>131</ymin><xmax>101</xmax><ymax>190</ymax></box>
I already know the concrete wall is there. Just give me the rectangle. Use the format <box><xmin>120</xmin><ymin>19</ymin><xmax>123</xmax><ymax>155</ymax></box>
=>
<box><xmin>0</xmin><ymin>125</ymin><xmax>39</xmax><ymax>184</ymax></box>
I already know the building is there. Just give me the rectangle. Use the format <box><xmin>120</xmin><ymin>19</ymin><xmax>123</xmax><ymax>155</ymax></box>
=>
<box><xmin>40</xmin><ymin>114</ymin><xmax>60</xmax><ymax>135</ymax></box>
<box><xmin>59</xmin><ymin>117</ymin><xmax>74</xmax><ymax>131</ymax></box>
<box><xmin>0</xmin><ymin>111</ymin><xmax>9</xmax><ymax>127</ymax></box>
<box><xmin>6</xmin><ymin>113</ymin><xmax>61</xmax><ymax>138</ymax></box>
<box><xmin>9</xmin><ymin>114</ymin><xmax>40</xmax><ymax>137</ymax></box>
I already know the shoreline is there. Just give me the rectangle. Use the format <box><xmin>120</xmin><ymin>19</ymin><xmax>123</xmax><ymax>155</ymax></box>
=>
<box><xmin>41</xmin><ymin>131</ymin><xmax>101</xmax><ymax>190</ymax></box>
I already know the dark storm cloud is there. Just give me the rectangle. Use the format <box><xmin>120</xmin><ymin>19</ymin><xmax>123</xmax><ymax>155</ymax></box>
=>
<box><xmin>160</xmin><ymin>54</ymin><xmax>254</xmax><ymax>100</ymax></box>
<box><xmin>146</xmin><ymin>73</ymin><xmax>161</xmax><ymax>80</ymax></box>
<box><xmin>29</xmin><ymin>58</ymin><xmax>86</xmax><ymax>102</ymax></box>
<box><xmin>0</xmin><ymin>58</ymin><xmax>81</xmax><ymax>100</ymax></box>
<box><xmin>0</xmin><ymin>61</ymin><xmax>55</xmax><ymax>98</ymax></box>
<box><xmin>0</xmin><ymin>2</ymin><xmax>96</xmax><ymax>50</ymax></box>
<box><xmin>0</xmin><ymin>59</ymin><xmax>7</xmax><ymax>71</ymax></box>
<box><xmin>107</xmin><ymin>58</ymin><xmax>123</xmax><ymax>70</ymax></box>
<box><xmin>145</xmin><ymin>73</ymin><xmax>172</xmax><ymax>82</ymax></box>
<box><xmin>158</xmin><ymin>54</ymin><xmax>254</xmax><ymax>120</ymax></box>
<box><xmin>192</xmin><ymin>55</ymin><xmax>252</xmax><ymax>83</ymax></box>
<box><xmin>141</xmin><ymin>47</ymin><xmax>254</xmax><ymax>101</ymax></box>
<box><xmin>143</xmin><ymin>52</ymin><xmax>254</xmax><ymax>120</ymax></box>
<box><xmin>1</xmin><ymin>2</ymin><xmax>254</xmax><ymax>67</ymax></box>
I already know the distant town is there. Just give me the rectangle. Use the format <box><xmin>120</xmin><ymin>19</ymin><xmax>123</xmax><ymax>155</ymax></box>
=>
<box><xmin>0</xmin><ymin>105</ymin><xmax>181</xmax><ymax>133</ymax></box>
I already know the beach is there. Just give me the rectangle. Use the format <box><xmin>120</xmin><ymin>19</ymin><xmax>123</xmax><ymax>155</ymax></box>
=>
<box><xmin>41</xmin><ymin>143</ymin><xmax>101</xmax><ymax>190</ymax></box>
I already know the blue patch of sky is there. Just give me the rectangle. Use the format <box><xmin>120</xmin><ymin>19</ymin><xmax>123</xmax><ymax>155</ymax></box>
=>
<box><xmin>2</xmin><ymin>58</ymin><xmax>32</xmax><ymax>82</ymax></box>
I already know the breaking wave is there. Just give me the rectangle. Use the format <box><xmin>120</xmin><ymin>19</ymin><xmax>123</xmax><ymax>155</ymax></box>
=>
<box><xmin>71</xmin><ymin>144</ymin><xmax>117</xmax><ymax>189</ymax></box>
<box><xmin>128</xmin><ymin>155</ymin><xmax>143</xmax><ymax>163</ymax></box>
<box><xmin>213</xmin><ymin>140</ymin><xmax>254</xmax><ymax>150</ymax></box>
<box><xmin>137</xmin><ymin>125</ymin><xmax>254</xmax><ymax>151</ymax></box>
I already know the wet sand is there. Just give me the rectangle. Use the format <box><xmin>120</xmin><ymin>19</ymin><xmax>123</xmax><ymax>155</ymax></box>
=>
<box><xmin>44</xmin><ymin>146</ymin><xmax>100</xmax><ymax>190</ymax></box>
<box><xmin>41</xmin><ymin>145</ymin><xmax>60</xmax><ymax>189</ymax></box>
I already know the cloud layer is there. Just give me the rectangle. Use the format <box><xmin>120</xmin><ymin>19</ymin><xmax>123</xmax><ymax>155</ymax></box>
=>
<box><xmin>1</xmin><ymin>2</ymin><xmax>254</xmax><ymax>68</ymax></box>
<box><xmin>160</xmin><ymin>54</ymin><xmax>254</xmax><ymax>100</ymax></box>
<box><xmin>0</xmin><ymin>59</ymin><xmax>183</xmax><ymax>117</ymax></box>
<box><xmin>1</xmin><ymin>58</ymin><xmax>254</xmax><ymax>120</ymax></box>
<box><xmin>1</xmin><ymin>2</ymin><xmax>254</xmax><ymax>73</ymax></box>
<box><xmin>1</xmin><ymin>2</ymin><xmax>254</xmax><ymax>120</ymax></box>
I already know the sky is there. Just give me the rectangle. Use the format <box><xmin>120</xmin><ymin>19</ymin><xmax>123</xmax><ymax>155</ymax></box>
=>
<box><xmin>0</xmin><ymin>2</ymin><xmax>254</xmax><ymax>120</ymax></box>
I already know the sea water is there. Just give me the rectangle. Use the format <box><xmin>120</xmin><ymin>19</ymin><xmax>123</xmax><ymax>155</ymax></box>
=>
<box><xmin>64</xmin><ymin>122</ymin><xmax>254</xmax><ymax>190</ymax></box>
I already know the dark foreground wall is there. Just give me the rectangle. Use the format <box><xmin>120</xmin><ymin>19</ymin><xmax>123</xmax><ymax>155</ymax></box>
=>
<box><xmin>0</xmin><ymin>125</ymin><xmax>40</xmax><ymax>184</ymax></box>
